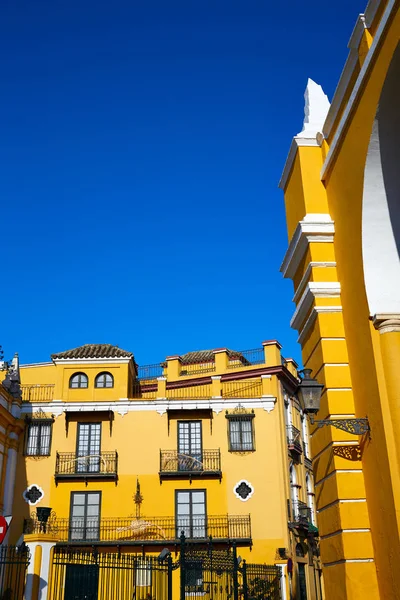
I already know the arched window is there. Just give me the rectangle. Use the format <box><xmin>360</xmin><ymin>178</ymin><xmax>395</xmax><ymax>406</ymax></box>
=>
<box><xmin>69</xmin><ymin>372</ymin><xmax>88</xmax><ymax>389</ymax></box>
<box><xmin>95</xmin><ymin>372</ymin><xmax>114</xmax><ymax>389</ymax></box>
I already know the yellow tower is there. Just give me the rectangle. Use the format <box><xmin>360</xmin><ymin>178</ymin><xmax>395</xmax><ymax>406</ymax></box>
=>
<box><xmin>279</xmin><ymin>2</ymin><xmax>400</xmax><ymax>598</ymax></box>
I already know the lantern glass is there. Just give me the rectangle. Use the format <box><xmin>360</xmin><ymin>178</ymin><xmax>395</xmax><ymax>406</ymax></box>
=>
<box><xmin>297</xmin><ymin>369</ymin><xmax>324</xmax><ymax>415</ymax></box>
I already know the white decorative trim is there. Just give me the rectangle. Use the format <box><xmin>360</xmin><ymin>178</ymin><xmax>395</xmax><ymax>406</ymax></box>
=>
<box><xmin>52</xmin><ymin>358</ymin><xmax>131</xmax><ymax>364</ymax></box>
<box><xmin>261</xmin><ymin>398</ymin><xmax>277</xmax><ymax>412</ymax></box>
<box><xmin>320</xmin><ymin>528</ymin><xmax>370</xmax><ymax>540</ymax></box>
<box><xmin>21</xmin><ymin>396</ymin><xmax>277</xmax><ymax>416</ymax></box>
<box><xmin>233</xmin><ymin>480</ymin><xmax>254</xmax><ymax>502</ymax></box>
<box><xmin>20</xmin><ymin>362</ymin><xmax>53</xmax><ymax>368</ymax></box>
<box><xmin>293</xmin><ymin>262</ymin><xmax>337</xmax><ymax>304</ymax></box>
<box><xmin>281</xmin><ymin>214</ymin><xmax>335</xmax><ymax>280</ymax></box>
<box><xmin>321</xmin><ymin>0</ymin><xmax>397</xmax><ymax>179</ymax></box>
<box><xmin>23</xmin><ymin>484</ymin><xmax>44</xmax><ymax>506</ymax></box>
<box><xmin>291</xmin><ymin>282</ymin><xmax>341</xmax><ymax>330</ymax></box>
<box><xmin>279</xmin><ymin>80</ymin><xmax>330</xmax><ymax>190</ymax></box>
<box><xmin>297</xmin><ymin>306</ymin><xmax>343</xmax><ymax>345</ymax></box>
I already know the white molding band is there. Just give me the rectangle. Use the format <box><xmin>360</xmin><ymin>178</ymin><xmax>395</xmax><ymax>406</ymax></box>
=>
<box><xmin>21</xmin><ymin>396</ymin><xmax>277</xmax><ymax>417</ymax></box>
<box><xmin>321</xmin><ymin>0</ymin><xmax>397</xmax><ymax>180</ymax></box>
<box><xmin>281</xmin><ymin>214</ymin><xmax>335</xmax><ymax>280</ymax></box>
<box><xmin>291</xmin><ymin>282</ymin><xmax>341</xmax><ymax>331</ymax></box>
<box><xmin>323</xmin><ymin>558</ymin><xmax>374</xmax><ymax>567</ymax></box>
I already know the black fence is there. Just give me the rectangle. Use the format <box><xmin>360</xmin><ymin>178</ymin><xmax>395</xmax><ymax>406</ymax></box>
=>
<box><xmin>49</xmin><ymin>547</ymin><xmax>174</xmax><ymax>600</ymax></box>
<box><xmin>180</xmin><ymin>535</ymin><xmax>281</xmax><ymax>600</ymax></box>
<box><xmin>0</xmin><ymin>544</ymin><xmax>30</xmax><ymax>600</ymax></box>
<box><xmin>137</xmin><ymin>363</ymin><xmax>164</xmax><ymax>381</ymax></box>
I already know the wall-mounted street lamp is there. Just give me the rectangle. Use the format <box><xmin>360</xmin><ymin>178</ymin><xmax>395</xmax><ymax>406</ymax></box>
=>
<box><xmin>297</xmin><ymin>369</ymin><xmax>369</xmax><ymax>435</ymax></box>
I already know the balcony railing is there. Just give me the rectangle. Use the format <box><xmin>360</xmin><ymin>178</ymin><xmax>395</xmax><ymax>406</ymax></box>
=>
<box><xmin>131</xmin><ymin>382</ymin><xmax>157</xmax><ymax>399</ymax></box>
<box><xmin>221</xmin><ymin>379</ymin><xmax>262</xmax><ymax>398</ymax></box>
<box><xmin>180</xmin><ymin>362</ymin><xmax>216</xmax><ymax>376</ymax></box>
<box><xmin>227</xmin><ymin>348</ymin><xmax>265</xmax><ymax>369</ymax></box>
<box><xmin>137</xmin><ymin>363</ymin><xmax>164</xmax><ymax>381</ymax></box>
<box><xmin>287</xmin><ymin>425</ymin><xmax>302</xmax><ymax>454</ymax></box>
<box><xmin>291</xmin><ymin>501</ymin><xmax>312</xmax><ymax>527</ymax></box>
<box><xmin>166</xmin><ymin>383</ymin><xmax>212</xmax><ymax>399</ymax></box>
<box><xmin>159</xmin><ymin>450</ymin><xmax>221</xmax><ymax>478</ymax></box>
<box><xmin>55</xmin><ymin>451</ymin><xmax>118</xmax><ymax>481</ymax></box>
<box><xmin>21</xmin><ymin>384</ymin><xmax>55</xmax><ymax>402</ymax></box>
<box><xmin>24</xmin><ymin>515</ymin><xmax>252</xmax><ymax>545</ymax></box>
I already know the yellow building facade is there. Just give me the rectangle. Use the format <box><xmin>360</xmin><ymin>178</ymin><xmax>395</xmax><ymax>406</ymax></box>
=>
<box><xmin>279</xmin><ymin>1</ymin><xmax>400</xmax><ymax>599</ymax></box>
<box><xmin>9</xmin><ymin>342</ymin><xmax>323</xmax><ymax>600</ymax></box>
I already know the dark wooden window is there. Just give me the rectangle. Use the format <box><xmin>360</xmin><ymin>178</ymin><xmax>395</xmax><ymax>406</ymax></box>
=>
<box><xmin>70</xmin><ymin>491</ymin><xmax>101</xmax><ymax>541</ymax></box>
<box><xmin>25</xmin><ymin>420</ymin><xmax>53</xmax><ymax>456</ymax></box>
<box><xmin>95</xmin><ymin>372</ymin><xmax>113</xmax><ymax>388</ymax></box>
<box><xmin>176</xmin><ymin>490</ymin><xmax>206</xmax><ymax>539</ymax></box>
<box><xmin>227</xmin><ymin>415</ymin><xmax>255</xmax><ymax>452</ymax></box>
<box><xmin>178</xmin><ymin>421</ymin><xmax>202</xmax><ymax>471</ymax></box>
<box><xmin>69</xmin><ymin>372</ymin><xmax>88</xmax><ymax>389</ymax></box>
<box><xmin>76</xmin><ymin>423</ymin><xmax>101</xmax><ymax>472</ymax></box>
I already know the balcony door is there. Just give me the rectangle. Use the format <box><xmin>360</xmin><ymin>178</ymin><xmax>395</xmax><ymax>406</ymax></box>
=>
<box><xmin>176</xmin><ymin>490</ymin><xmax>206</xmax><ymax>539</ymax></box>
<box><xmin>178</xmin><ymin>421</ymin><xmax>202</xmax><ymax>471</ymax></box>
<box><xmin>70</xmin><ymin>492</ymin><xmax>101</xmax><ymax>542</ymax></box>
<box><xmin>77</xmin><ymin>423</ymin><xmax>101</xmax><ymax>473</ymax></box>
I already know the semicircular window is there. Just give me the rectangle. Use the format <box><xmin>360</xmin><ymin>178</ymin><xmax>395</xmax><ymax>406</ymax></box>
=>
<box><xmin>95</xmin><ymin>372</ymin><xmax>114</xmax><ymax>388</ymax></box>
<box><xmin>69</xmin><ymin>372</ymin><xmax>88</xmax><ymax>389</ymax></box>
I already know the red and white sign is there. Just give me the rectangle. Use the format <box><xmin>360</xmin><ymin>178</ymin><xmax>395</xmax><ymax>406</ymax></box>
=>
<box><xmin>0</xmin><ymin>516</ymin><xmax>12</xmax><ymax>545</ymax></box>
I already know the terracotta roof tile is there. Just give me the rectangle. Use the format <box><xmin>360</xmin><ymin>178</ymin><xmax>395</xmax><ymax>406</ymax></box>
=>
<box><xmin>180</xmin><ymin>349</ymin><xmax>242</xmax><ymax>365</ymax></box>
<box><xmin>51</xmin><ymin>344</ymin><xmax>133</xmax><ymax>360</ymax></box>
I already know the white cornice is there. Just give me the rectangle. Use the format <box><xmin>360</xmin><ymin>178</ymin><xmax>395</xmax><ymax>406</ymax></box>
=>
<box><xmin>20</xmin><ymin>362</ymin><xmax>54</xmax><ymax>368</ymax></box>
<box><xmin>281</xmin><ymin>214</ymin><xmax>335</xmax><ymax>279</ymax></box>
<box><xmin>321</xmin><ymin>0</ymin><xmax>397</xmax><ymax>180</ymax></box>
<box><xmin>291</xmin><ymin>282</ymin><xmax>341</xmax><ymax>331</ymax></box>
<box><xmin>52</xmin><ymin>358</ymin><xmax>131</xmax><ymax>365</ymax></box>
<box><xmin>298</xmin><ymin>306</ymin><xmax>343</xmax><ymax>346</ymax></box>
<box><xmin>21</xmin><ymin>396</ymin><xmax>277</xmax><ymax>417</ymax></box>
<box><xmin>293</xmin><ymin>262</ymin><xmax>337</xmax><ymax>304</ymax></box>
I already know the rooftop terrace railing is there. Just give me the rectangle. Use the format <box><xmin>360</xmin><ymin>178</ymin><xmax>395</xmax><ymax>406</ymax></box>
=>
<box><xmin>227</xmin><ymin>348</ymin><xmax>265</xmax><ymax>369</ymax></box>
<box><xmin>21</xmin><ymin>384</ymin><xmax>55</xmax><ymax>402</ymax></box>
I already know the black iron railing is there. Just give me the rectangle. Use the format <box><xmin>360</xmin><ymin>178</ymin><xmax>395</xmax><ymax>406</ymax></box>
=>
<box><xmin>0</xmin><ymin>544</ymin><xmax>31</xmax><ymax>600</ymax></box>
<box><xmin>131</xmin><ymin>382</ymin><xmax>157</xmax><ymax>399</ymax></box>
<box><xmin>159</xmin><ymin>450</ymin><xmax>221</xmax><ymax>477</ymax></box>
<box><xmin>292</xmin><ymin>501</ymin><xmax>312</xmax><ymax>525</ymax></box>
<box><xmin>55</xmin><ymin>451</ymin><xmax>118</xmax><ymax>480</ymax></box>
<box><xmin>24</xmin><ymin>515</ymin><xmax>251</xmax><ymax>544</ymax></box>
<box><xmin>21</xmin><ymin>384</ymin><xmax>55</xmax><ymax>402</ymax></box>
<box><xmin>227</xmin><ymin>348</ymin><xmax>265</xmax><ymax>369</ymax></box>
<box><xmin>137</xmin><ymin>363</ymin><xmax>164</xmax><ymax>381</ymax></box>
<box><xmin>287</xmin><ymin>425</ymin><xmax>302</xmax><ymax>453</ymax></box>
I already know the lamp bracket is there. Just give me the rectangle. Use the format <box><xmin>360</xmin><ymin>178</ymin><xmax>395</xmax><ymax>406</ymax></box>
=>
<box><xmin>311</xmin><ymin>417</ymin><xmax>369</xmax><ymax>435</ymax></box>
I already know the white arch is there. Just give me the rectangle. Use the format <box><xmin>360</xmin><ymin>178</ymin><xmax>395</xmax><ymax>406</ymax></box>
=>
<box><xmin>362</xmin><ymin>43</ymin><xmax>400</xmax><ymax>316</ymax></box>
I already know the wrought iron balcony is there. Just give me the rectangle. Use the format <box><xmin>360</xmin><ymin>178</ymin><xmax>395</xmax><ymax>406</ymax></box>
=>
<box><xmin>287</xmin><ymin>425</ymin><xmax>302</xmax><ymax>455</ymax></box>
<box><xmin>21</xmin><ymin>384</ymin><xmax>55</xmax><ymax>402</ymax></box>
<box><xmin>159</xmin><ymin>450</ymin><xmax>221</xmax><ymax>479</ymax></box>
<box><xmin>55</xmin><ymin>451</ymin><xmax>118</xmax><ymax>482</ymax></box>
<box><xmin>24</xmin><ymin>514</ymin><xmax>252</xmax><ymax>545</ymax></box>
<box><xmin>290</xmin><ymin>501</ymin><xmax>313</xmax><ymax>531</ymax></box>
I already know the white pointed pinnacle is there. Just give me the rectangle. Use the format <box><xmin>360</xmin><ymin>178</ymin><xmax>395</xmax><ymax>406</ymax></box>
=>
<box><xmin>298</xmin><ymin>78</ymin><xmax>330</xmax><ymax>139</ymax></box>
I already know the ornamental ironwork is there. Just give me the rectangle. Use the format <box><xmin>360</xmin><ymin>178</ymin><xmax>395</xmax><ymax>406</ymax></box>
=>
<box><xmin>314</xmin><ymin>418</ymin><xmax>369</xmax><ymax>435</ymax></box>
<box><xmin>23</xmin><ymin>485</ymin><xmax>44</xmax><ymax>506</ymax></box>
<box><xmin>234</xmin><ymin>480</ymin><xmax>253</xmax><ymax>501</ymax></box>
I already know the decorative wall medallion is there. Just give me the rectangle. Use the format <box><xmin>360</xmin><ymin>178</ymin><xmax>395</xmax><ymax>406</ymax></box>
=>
<box><xmin>23</xmin><ymin>484</ymin><xmax>44</xmax><ymax>506</ymax></box>
<box><xmin>234</xmin><ymin>480</ymin><xmax>254</xmax><ymax>502</ymax></box>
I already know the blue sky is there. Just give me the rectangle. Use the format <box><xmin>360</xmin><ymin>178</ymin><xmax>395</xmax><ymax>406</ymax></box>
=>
<box><xmin>1</xmin><ymin>0</ymin><xmax>366</xmax><ymax>367</ymax></box>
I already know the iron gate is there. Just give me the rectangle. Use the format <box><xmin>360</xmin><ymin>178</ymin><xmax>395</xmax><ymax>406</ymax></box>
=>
<box><xmin>0</xmin><ymin>544</ymin><xmax>30</xmax><ymax>600</ymax></box>
<box><xmin>50</xmin><ymin>547</ymin><xmax>174</xmax><ymax>600</ymax></box>
<box><xmin>180</xmin><ymin>536</ymin><xmax>281</xmax><ymax>600</ymax></box>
